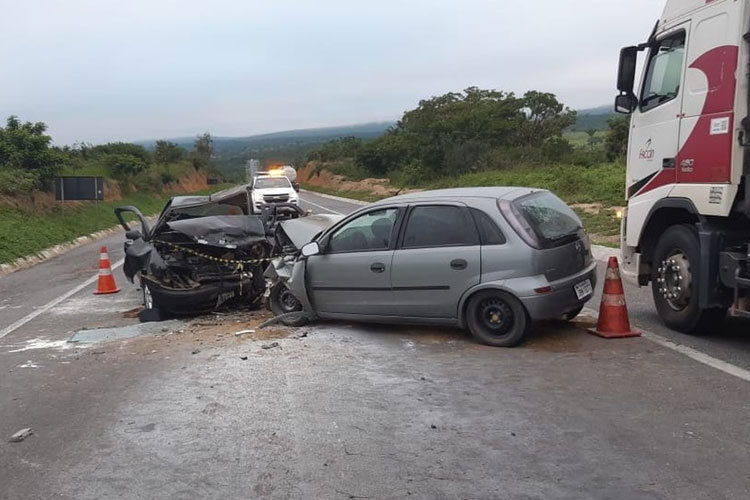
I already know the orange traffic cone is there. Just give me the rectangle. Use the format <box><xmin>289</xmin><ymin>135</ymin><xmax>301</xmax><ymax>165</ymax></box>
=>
<box><xmin>587</xmin><ymin>257</ymin><xmax>640</xmax><ymax>339</ymax></box>
<box><xmin>94</xmin><ymin>246</ymin><xmax>120</xmax><ymax>295</ymax></box>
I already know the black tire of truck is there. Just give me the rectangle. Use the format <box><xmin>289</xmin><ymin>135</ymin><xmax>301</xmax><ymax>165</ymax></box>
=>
<box><xmin>651</xmin><ymin>224</ymin><xmax>726</xmax><ymax>334</ymax></box>
<box><xmin>268</xmin><ymin>282</ymin><xmax>308</xmax><ymax>327</ymax></box>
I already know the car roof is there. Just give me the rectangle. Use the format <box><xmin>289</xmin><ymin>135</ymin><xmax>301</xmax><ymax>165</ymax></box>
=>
<box><xmin>369</xmin><ymin>186</ymin><xmax>544</xmax><ymax>206</ymax></box>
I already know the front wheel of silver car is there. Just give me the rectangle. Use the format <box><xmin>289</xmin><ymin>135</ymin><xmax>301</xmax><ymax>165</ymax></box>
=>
<box><xmin>268</xmin><ymin>283</ymin><xmax>308</xmax><ymax>327</ymax></box>
<box><xmin>465</xmin><ymin>290</ymin><xmax>529</xmax><ymax>348</ymax></box>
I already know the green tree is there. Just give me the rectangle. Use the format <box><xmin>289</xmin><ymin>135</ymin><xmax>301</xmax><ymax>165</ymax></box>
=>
<box><xmin>192</xmin><ymin>132</ymin><xmax>213</xmax><ymax>170</ymax></box>
<box><xmin>516</xmin><ymin>91</ymin><xmax>577</xmax><ymax>148</ymax></box>
<box><xmin>154</xmin><ymin>140</ymin><xmax>185</xmax><ymax>165</ymax></box>
<box><xmin>0</xmin><ymin>115</ymin><xmax>63</xmax><ymax>189</ymax></box>
<box><xmin>104</xmin><ymin>153</ymin><xmax>148</xmax><ymax>180</ymax></box>
<box><xmin>605</xmin><ymin>116</ymin><xmax>630</xmax><ymax>161</ymax></box>
<box><xmin>91</xmin><ymin>142</ymin><xmax>152</xmax><ymax>164</ymax></box>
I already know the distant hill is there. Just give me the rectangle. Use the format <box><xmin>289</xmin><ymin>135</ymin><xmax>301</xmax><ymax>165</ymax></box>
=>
<box><xmin>136</xmin><ymin>122</ymin><xmax>394</xmax><ymax>150</ymax></box>
<box><xmin>136</xmin><ymin>122</ymin><xmax>394</xmax><ymax>182</ymax></box>
<box><xmin>571</xmin><ymin>105</ymin><xmax>616</xmax><ymax>131</ymax></box>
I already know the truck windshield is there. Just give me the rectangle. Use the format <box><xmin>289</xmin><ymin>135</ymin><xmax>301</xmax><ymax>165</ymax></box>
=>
<box><xmin>254</xmin><ymin>177</ymin><xmax>291</xmax><ymax>189</ymax></box>
<box><xmin>513</xmin><ymin>192</ymin><xmax>582</xmax><ymax>247</ymax></box>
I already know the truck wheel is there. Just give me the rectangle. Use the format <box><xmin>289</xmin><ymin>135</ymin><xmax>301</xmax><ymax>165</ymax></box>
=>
<box><xmin>465</xmin><ymin>290</ymin><xmax>529</xmax><ymax>347</ymax></box>
<box><xmin>651</xmin><ymin>225</ymin><xmax>726</xmax><ymax>334</ymax></box>
<box><xmin>268</xmin><ymin>283</ymin><xmax>308</xmax><ymax>327</ymax></box>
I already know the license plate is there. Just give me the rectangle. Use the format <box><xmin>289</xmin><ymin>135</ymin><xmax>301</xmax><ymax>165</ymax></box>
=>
<box><xmin>574</xmin><ymin>279</ymin><xmax>593</xmax><ymax>300</ymax></box>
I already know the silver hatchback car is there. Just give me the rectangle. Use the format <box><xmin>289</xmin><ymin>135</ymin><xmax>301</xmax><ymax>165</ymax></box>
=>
<box><xmin>269</xmin><ymin>187</ymin><xmax>597</xmax><ymax>347</ymax></box>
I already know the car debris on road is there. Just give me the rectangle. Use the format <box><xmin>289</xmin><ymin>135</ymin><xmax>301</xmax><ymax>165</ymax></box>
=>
<box><xmin>8</xmin><ymin>428</ymin><xmax>33</xmax><ymax>443</ymax></box>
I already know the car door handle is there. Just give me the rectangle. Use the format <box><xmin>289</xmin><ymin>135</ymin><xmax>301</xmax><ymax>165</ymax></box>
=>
<box><xmin>663</xmin><ymin>157</ymin><xmax>676</xmax><ymax>169</ymax></box>
<box><xmin>370</xmin><ymin>263</ymin><xmax>386</xmax><ymax>273</ymax></box>
<box><xmin>450</xmin><ymin>259</ymin><xmax>468</xmax><ymax>270</ymax></box>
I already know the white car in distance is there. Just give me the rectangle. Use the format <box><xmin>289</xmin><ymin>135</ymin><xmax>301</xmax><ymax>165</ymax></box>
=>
<box><xmin>251</xmin><ymin>174</ymin><xmax>299</xmax><ymax>214</ymax></box>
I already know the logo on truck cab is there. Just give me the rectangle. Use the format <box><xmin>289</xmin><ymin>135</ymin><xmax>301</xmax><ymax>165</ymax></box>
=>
<box><xmin>639</xmin><ymin>138</ymin><xmax>655</xmax><ymax>161</ymax></box>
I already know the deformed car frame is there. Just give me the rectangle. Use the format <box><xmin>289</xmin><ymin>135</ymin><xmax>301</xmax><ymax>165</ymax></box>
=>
<box><xmin>116</xmin><ymin>184</ymin><xmax>274</xmax><ymax>321</ymax></box>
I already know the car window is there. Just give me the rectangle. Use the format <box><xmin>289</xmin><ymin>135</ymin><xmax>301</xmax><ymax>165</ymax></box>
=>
<box><xmin>470</xmin><ymin>208</ymin><xmax>506</xmax><ymax>245</ymax></box>
<box><xmin>254</xmin><ymin>177</ymin><xmax>291</xmax><ymax>189</ymax></box>
<box><xmin>640</xmin><ymin>31</ymin><xmax>685</xmax><ymax>112</ymax></box>
<box><xmin>512</xmin><ymin>192</ymin><xmax>582</xmax><ymax>247</ymax></box>
<box><xmin>402</xmin><ymin>205</ymin><xmax>479</xmax><ymax>248</ymax></box>
<box><xmin>328</xmin><ymin>208</ymin><xmax>399</xmax><ymax>253</ymax></box>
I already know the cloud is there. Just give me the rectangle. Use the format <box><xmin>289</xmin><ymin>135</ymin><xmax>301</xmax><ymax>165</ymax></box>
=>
<box><xmin>0</xmin><ymin>0</ymin><xmax>662</xmax><ymax>144</ymax></box>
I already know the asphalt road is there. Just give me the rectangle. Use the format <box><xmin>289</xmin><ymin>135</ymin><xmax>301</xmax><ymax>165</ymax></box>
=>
<box><xmin>1</xmin><ymin>190</ymin><xmax>750</xmax><ymax>499</ymax></box>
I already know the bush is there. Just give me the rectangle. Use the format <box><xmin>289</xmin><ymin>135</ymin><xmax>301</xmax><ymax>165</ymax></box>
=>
<box><xmin>389</xmin><ymin>160</ymin><xmax>430</xmax><ymax>186</ymax></box>
<box><xmin>0</xmin><ymin>168</ymin><xmax>39</xmax><ymax>195</ymax></box>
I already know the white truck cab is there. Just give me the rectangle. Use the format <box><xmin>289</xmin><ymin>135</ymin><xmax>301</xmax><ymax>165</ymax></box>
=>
<box><xmin>616</xmin><ymin>0</ymin><xmax>750</xmax><ymax>333</ymax></box>
<box><xmin>251</xmin><ymin>173</ymin><xmax>299</xmax><ymax>214</ymax></box>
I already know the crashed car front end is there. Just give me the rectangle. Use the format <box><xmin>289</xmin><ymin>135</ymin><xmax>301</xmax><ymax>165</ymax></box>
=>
<box><xmin>137</xmin><ymin>216</ymin><xmax>271</xmax><ymax>315</ymax></box>
<box><xmin>116</xmin><ymin>188</ymin><xmax>273</xmax><ymax>318</ymax></box>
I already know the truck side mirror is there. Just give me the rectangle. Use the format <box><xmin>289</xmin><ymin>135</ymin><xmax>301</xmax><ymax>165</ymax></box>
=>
<box><xmin>125</xmin><ymin>230</ymin><xmax>143</xmax><ymax>240</ymax></box>
<box><xmin>615</xmin><ymin>46</ymin><xmax>639</xmax><ymax>114</ymax></box>
<box><xmin>615</xmin><ymin>93</ymin><xmax>638</xmax><ymax>114</ymax></box>
<box><xmin>617</xmin><ymin>46</ymin><xmax>638</xmax><ymax>94</ymax></box>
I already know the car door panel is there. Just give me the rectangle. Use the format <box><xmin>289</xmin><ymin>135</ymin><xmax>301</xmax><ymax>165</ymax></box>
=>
<box><xmin>305</xmin><ymin>206</ymin><xmax>402</xmax><ymax>315</ymax></box>
<box><xmin>390</xmin><ymin>246</ymin><xmax>481</xmax><ymax>318</ymax></box>
<box><xmin>307</xmin><ymin>251</ymin><xmax>394</xmax><ymax>315</ymax></box>
<box><xmin>389</xmin><ymin>204</ymin><xmax>481</xmax><ymax>319</ymax></box>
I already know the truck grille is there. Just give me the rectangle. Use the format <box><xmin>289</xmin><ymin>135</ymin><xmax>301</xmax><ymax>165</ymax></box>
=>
<box><xmin>263</xmin><ymin>194</ymin><xmax>289</xmax><ymax>203</ymax></box>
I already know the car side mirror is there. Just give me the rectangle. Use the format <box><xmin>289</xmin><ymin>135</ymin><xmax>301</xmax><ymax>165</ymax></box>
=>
<box><xmin>125</xmin><ymin>230</ymin><xmax>143</xmax><ymax>240</ymax></box>
<box><xmin>615</xmin><ymin>93</ymin><xmax>638</xmax><ymax>114</ymax></box>
<box><xmin>301</xmin><ymin>242</ymin><xmax>320</xmax><ymax>257</ymax></box>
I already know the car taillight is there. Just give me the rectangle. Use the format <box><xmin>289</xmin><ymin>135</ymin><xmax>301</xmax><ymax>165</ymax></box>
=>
<box><xmin>498</xmin><ymin>199</ymin><xmax>541</xmax><ymax>249</ymax></box>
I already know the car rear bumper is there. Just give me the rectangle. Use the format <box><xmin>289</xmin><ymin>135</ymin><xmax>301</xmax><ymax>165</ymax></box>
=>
<box><xmin>519</xmin><ymin>262</ymin><xmax>598</xmax><ymax>321</ymax></box>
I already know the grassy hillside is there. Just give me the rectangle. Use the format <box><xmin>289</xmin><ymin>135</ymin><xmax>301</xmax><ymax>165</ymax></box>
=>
<box><xmin>0</xmin><ymin>185</ymin><xmax>229</xmax><ymax>265</ymax></box>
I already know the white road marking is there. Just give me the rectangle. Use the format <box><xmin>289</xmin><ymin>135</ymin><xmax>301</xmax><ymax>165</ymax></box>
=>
<box><xmin>583</xmin><ymin>307</ymin><xmax>750</xmax><ymax>383</ymax></box>
<box><xmin>0</xmin><ymin>258</ymin><xmax>124</xmax><ymax>340</ymax></box>
<box><xmin>300</xmin><ymin>197</ymin><xmax>344</xmax><ymax>215</ymax></box>
<box><xmin>640</xmin><ymin>331</ymin><xmax>750</xmax><ymax>383</ymax></box>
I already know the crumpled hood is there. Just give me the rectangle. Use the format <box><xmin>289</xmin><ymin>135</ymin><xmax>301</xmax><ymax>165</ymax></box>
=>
<box><xmin>278</xmin><ymin>214</ymin><xmax>343</xmax><ymax>248</ymax></box>
<box><xmin>165</xmin><ymin>216</ymin><xmax>266</xmax><ymax>248</ymax></box>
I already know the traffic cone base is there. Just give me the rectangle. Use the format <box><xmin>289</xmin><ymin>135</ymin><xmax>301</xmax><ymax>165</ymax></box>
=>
<box><xmin>95</xmin><ymin>246</ymin><xmax>120</xmax><ymax>295</ymax></box>
<box><xmin>587</xmin><ymin>257</ymin><xmax>640</xmax><ymax>339</ymax></box>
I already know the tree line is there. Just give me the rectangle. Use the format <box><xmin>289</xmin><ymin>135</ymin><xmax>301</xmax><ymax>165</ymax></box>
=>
<box><xmin>307</xmin><ymin>87</ymin><xmax>629</xmax><ymax>184</ymax></box>
<box><xmin>0</xmin><ymin>116</ymin><xmax>215</xmax><ymax>196</ymax></box>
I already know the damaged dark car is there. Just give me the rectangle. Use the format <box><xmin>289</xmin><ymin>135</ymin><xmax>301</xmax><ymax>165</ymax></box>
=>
<box><xmin>116</xmin><ymin>185</ymin><xmax>273</xmax><ymax>321</ymax></box>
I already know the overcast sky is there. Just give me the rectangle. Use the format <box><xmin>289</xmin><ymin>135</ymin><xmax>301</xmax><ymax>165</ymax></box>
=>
<box><xmin>0</xmin><ymin>0</ymin><xmax>662</xmax><ymax>145</ymax></box>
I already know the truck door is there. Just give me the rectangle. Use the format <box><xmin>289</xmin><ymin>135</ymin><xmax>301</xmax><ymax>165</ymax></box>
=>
<box><xmin>676</xmin><ymin>12</ymin><xmax>737</xmax><ymax>185</ymax></box>
<box><xmin>627</xmin><ymin>24</ymin><xmax>689</xmax><ymax>199</ymax></box>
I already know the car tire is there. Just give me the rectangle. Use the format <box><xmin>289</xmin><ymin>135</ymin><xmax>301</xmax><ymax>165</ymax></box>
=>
<box><xmin>651</xmin><ymin>225</ymin><xmax>726</xmax><ymax>334</ymax></box>
<box><xmin>465</xmin><ymin>290</ymin><xmax>529</xmax><ymax>347</ymax></box>
<box><xmin>268</xmin><ymin>282</ymin><xmax>308</xmax><ymax>327</ymax></box>
<box><xmin>139</xmin><ymin>280</ymin><xmax>163</xmax><ymax>323</ymax></box>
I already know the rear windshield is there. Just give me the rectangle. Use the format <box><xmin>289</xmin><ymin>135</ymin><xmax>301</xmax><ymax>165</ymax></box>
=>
<box><xmin>254</xmin><ymin>177</ymin><xmax>291</xmax><ymax>189</ymax></box>
<box><xmin>513</xmin><ymin>192</ymin><xmax>582</xmax><ymax>247</ymax></box>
